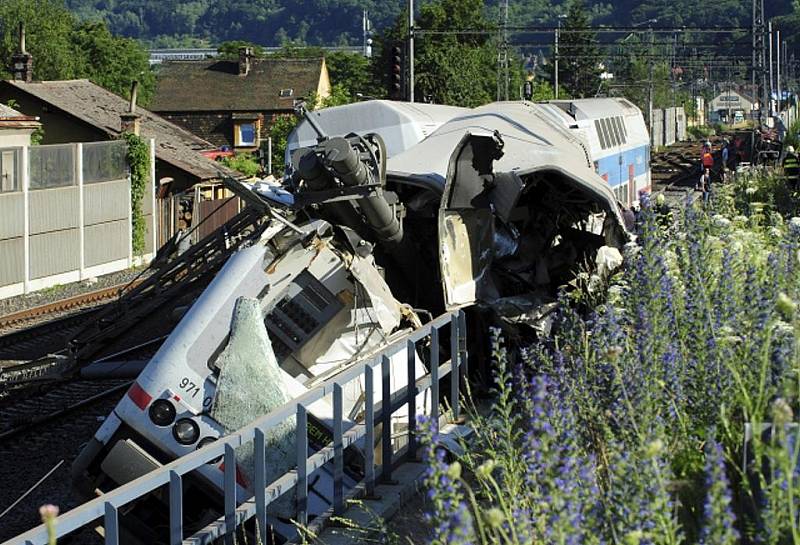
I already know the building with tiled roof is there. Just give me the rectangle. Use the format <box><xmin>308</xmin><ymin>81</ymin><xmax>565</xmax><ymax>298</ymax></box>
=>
<box><xmin>150</xmin><ymin>49</ymin><xmax>330</xmax><ymax>150</ymax></box>
<box><xmin>0</xmin><ymin>78</ymin><xmax>240</xmax><ymax>192</ymax></box>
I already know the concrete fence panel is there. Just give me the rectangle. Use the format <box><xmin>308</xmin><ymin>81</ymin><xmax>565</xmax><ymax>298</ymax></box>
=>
<box><xmin>84</xmin><ymin>179</ymin><xmax>129</xmax><ymax>226</ymax></box>
<box><xmin>28</xmin><ymin>186</ymin><xmax>79</xmax><ymax>234</ymax></box>
<box><xmin>0</xmin><ymin>192</ymin><xmax>24</xmax><ymax>240</ymax></box>
<box><xmin>676</xmin><ymin>107</ymin><xmax>687</xmax><ymax>141</ymax></box>
<box><xmin>0</xmin><ymin>238</ymin><xmax>24</xmax><ymax>288</ymax></box>
<box><xmin>0</xmin><ymin>140</ymin><xmax>155</xmax><ymax>300</ymax></box>
<box><xmin>29</xmin><ymin>229</ymin><xmax>80</xmax><ymax>279</ymax></box>
<box><xmin>84</xmin><ymin>220</ymin><xmax>129</xmax><ymax>268</ymax></box>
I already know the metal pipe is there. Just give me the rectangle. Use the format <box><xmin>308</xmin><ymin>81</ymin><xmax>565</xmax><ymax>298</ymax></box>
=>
<box><xmin>322</xmin><ymin>137</ymin><xmax>403</xmax><ymax>244</ymax></box>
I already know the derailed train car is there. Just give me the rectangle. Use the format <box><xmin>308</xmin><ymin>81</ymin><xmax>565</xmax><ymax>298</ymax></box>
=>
<box><xmin>73</xmin><ymin>99</ymin><xmax>632</xmax><ymax>543</ymax></box>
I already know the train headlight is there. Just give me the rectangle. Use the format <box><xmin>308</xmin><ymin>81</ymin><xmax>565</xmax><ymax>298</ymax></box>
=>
<box><xmin>172</xmin><ymin>418</ymin><xmax>200</xmax><ymax>445</ymax></box>
<box><xmin>197</xmin><ymin>437</ymin><xmax>221</xmax><ymax>464</ymax></box>
<box><xmin>148</xmin><ymin>399</ymin><xmax>176</xmax><ymax>427</ymax></box>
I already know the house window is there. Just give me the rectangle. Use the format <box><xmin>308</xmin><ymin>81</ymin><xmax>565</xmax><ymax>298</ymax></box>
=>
<box><xmin>0</xmin><ymin>148</ymin><xmax>19</xmax><ymax>193</ymax></box>
<box><xmin>237</xmin><ymin>122</ymin><xmax>257</xmax><ymax>147</ymax></box>
<box><xmin>279</xmin><ymin>89</ymin><xmax>294</xmax><ymax>98</ymax></box>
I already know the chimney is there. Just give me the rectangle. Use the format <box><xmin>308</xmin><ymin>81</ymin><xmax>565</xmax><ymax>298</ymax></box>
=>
<box><xmin>238</xmin><ymin>47</ymin><xmax>252</xmax><ymax>76</ymax></box>
<box><xmin>120</xmin><ymin>80</ymin><xmax>141</xmax><ymax>136</ymax></box>
<box><xmin>10</xmin><ymin>23</ymin><xmax>33</xmax><ymax>83</ymax></box>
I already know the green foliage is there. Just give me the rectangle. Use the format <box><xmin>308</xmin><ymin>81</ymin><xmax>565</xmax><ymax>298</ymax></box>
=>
<box><xmin>268</xmin><ymin>114</ymin><xmax>298</xmax><ymax>177</ymax></box>
<box><xmin>372</xmin><ymin>0</ymin><xmax>499</xmax><ymax>107</ymax></box>
<box><xmin>30</xmin><ymin>125</ymin><xmax>43</xmax><ymax>145</ymax></box>
<box><xmin>687</xmin><ymin>125</ymin><xmax>715</xmax><ymax>141</ymax></box>
<box><xmin>123</xmin><ymin>132</ymin><xmax>149</xmax><ymax>255</ymax></box>
<box><xmin>325</xmin><ymin>51</ymin><xmax>382</xmax><ymax>100</ymax></box>
<box><xmin>559</xmin><ymin>0</ymin><xmax>601</xmax><ymax>99</ymax></box>
<box><xmin>420</xmin><ymin>171</ymin><xmax>800</xmax><ymax>545</ymax></box>
<box><xmin>217</xmin><ymin>40</ymin><xmax>266</xmax><ymax>59</ymax></box>
<box><xmin>221</xmin><ymin>153</ymin><xmax>260</xmax><ymax>177</ymax></box>
<box><xmin>70</xmin><ymin>22</ymin><xmax>155</xmax><ymax>104</ymax></box>
<box><xmin>0</xmin><ymin>0</ymin><xmax>154</xmax><ymax>104</ymax></box>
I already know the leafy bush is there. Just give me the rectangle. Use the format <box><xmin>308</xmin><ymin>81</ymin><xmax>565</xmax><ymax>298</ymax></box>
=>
<box><xmin>221</xmin><ymin>152</ymin><xmax>260</xmax><ymax>178</ymax></box>
<box><xmin>420</xmin><ymin>177</ymin><xmax>800</xmax><ymax>545</ymax></box>
<box><xmin>687</xmin><ymin>125</ymin><xmax>715</xmax><ymax>141</ymax></box>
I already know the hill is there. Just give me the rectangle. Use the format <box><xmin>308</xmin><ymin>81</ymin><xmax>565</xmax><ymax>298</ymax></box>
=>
<box><xmin>63</xmin><ymin>0</ymin><xmax>797</xmax><ymax>48</ymax></box>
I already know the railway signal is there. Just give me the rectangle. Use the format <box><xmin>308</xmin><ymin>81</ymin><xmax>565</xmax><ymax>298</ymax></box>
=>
<box><xmin>390</xmin><ymin>45</ymin><xmax>403</xmax><ymax>99</ymax></box>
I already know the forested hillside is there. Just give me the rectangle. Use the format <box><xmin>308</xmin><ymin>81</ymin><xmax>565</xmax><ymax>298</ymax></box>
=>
<box><xmin>63</xmin><ymin>0</ymin><xmax>796</xmax><ymax>48</ymax></box>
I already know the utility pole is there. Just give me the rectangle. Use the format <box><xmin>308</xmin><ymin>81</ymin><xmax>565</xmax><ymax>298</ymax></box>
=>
<box><xmin>648</xmin><ymin>24</ymin><xmax>654</xmax><ymax>144</ymax></box>
<box><xmin>554</xmin><ymin>21</ymin><xmax>560</xmax><ymax>99</ymax></box>
<box><xmin>503</xmin><ymin>0</ymin><xmax>509</xmax><ymax>101</ymax></box>
<box><xmin>752</xmin><ymin>0</ymin><xmax>767</xmax><ymax>126</ymax></box>
<box><xmin>554</xmin><ymin>14</ymin><xmax>567</xmax><ymax>100</ymax></box>
<box><xmin>769</xmin><ymin>20</ymin><xmax>774</xmax><ymax>120</ymax></box>
<box><xmin>777</xmin><ymin>30</ymin><xmax>781</xmax><ymax>116</ymax></box>
<box><xmin>408</xmin><ymin>0</ymin><xmax>414</xmax><ymax>102</ymax></box>
<box><xmin>362</xmin><ymin>10</ymin><xmax>372</xmax><ymax>58</ymax></box>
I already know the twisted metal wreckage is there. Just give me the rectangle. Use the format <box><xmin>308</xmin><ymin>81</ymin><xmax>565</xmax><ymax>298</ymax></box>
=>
<box><xmin>62</xmin><ymin>100</ymin><xmax>631</xmax><ymax>543</ymax></box>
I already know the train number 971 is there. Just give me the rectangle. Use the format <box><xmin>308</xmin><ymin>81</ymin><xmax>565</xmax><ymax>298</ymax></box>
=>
<box><xmin>179</xmin><ymin>377</ymin><xmax>201</xmax><ymax>398</ymax></box>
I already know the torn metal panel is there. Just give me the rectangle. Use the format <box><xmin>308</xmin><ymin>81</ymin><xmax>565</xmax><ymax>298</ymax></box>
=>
<box><xmin>438</xmin><ymin>130</ymin><xmax>627</xmax><ymax>321</ymax></box>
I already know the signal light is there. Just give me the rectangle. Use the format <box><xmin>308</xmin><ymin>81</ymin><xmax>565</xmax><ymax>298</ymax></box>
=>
<box><xmin>390</xmin><ymin>45</ymin><xmax>403</xmax><ymax>98</ymax></box>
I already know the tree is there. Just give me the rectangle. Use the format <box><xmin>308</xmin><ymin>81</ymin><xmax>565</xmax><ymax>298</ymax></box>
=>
<box><xmin>217</xmin><ymin>40</ymin><xmax>266</xmax><ymax>59</ymax></box>
<box><xmin>71</xmin><ymin>22</ymin><xmax>155</xmax><ymax>104</ymax></box>
<box><xmin>371</xmin><ymin>0</ymin><xmax>498</xmax><ymax>107</ymax></box>
<box><xmin>0</xmin><ymin>0</ymin><xmax>80</xmax><ymax>81</ymax></box>
<box><xmin>0</xmin><ymin>0</ymin><xmax>154</xmax><ymax>104</ymax></box>
<box><xmin>558</xmin><ymin>0</ymin><xmax>601</xmax><ymax>99</ymax></box>
<box><xmin>325</xmin><ymin>51</ymin><xmax>382</xmax><ymax>100</ymax></box>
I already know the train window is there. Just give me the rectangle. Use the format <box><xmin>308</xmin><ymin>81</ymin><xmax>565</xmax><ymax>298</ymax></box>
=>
<box><xmin>608</xmin><ymin>118</ymin><xmax>621</xmax><ymax>147</ymax></box>
<box><xmin>601</xmin><ymin>118</ymin><xmax>615</xmax><ymax>147</ymax></box>
<box><xmin>612</xmin><ymin>117</ymin><xmax>625</xmax><ymax>145</ymax></box>
<box><xmin>609</xmin><ymin>118</ymin><xmax>620</xmax><ymax>146</ymax></box>
<box><xmin>617</xmin><ymin>116</ymin><xmax>628</xmax><ymax>140</ymax></box>
<box><xmin>594</xmin><ymin>120</ymin><xmax>606</xmax><ymax>149</ymax></box>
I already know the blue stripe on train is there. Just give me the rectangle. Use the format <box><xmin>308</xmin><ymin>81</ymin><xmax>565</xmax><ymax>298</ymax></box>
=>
<box><xmin>595</xmin><ymin>144</ymin><xmax>649</xmax><ymax>187</ymax></box>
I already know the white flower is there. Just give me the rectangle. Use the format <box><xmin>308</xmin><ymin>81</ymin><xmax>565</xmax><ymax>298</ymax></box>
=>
<box><xmin>789</xmin><ymin>217</ymin><xmax>800</xmax><ymax>231</ymax></box>
<box><xmin>745</xmin><ymin>186</ymin><xmax>758</xmax><ymax>195</ymax></box>
<box><xmin>712</xmin><ymin>215</ymin><xmax>731</xmax><ymax>229</ymax></box>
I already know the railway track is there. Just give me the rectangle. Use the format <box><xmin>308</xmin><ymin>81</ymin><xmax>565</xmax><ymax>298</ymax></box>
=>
<box><xmin>0</xmin><ymin>379</ymin><xmax>130</xmax><ymax>442</ymax></box>
<box><xmin>0</xmin><ymin>380</ymin><xmax>128</xmax><ymax>543</ymax></box>
<box><xmin>0</xmin><ymin>280</ymin><xmax>141</xmax><ymax>331</ymax></box>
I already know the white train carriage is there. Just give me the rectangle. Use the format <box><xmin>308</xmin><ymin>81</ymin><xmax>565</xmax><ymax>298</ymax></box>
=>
<box><xmin>541</xmin><ymin>98</ymin><xmax>651</xmax><ymax>207</ymax></box>
<box><xmin>288</xmin><ymin>98</ymin><xmax>651</xmax><ymax>209</ymax></box>
<box><xmin>72</xmin><ymin>218</ymin><xmax>431</xmax><ymax>543</ymax></box>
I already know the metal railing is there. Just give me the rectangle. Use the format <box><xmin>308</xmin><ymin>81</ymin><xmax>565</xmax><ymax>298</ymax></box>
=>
<box><xmin>6</xmin><ymin>310</ymin><xmax>467</xmax><ymax>545</ymax></box>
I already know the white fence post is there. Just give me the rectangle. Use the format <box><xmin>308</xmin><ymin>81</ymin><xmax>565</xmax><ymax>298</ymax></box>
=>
<box><xmin>76</xmin><ymin>143</ymin><xmax>85</xmax><ymax>279</ymax></box>
<box><xmin>150</xmin><ymin>138</ymin><xmax>156</xmax><ymax>260</ymax></box>
<box><xmin>22</xmin><ymin>145</ymin><xmax>30</xmax><ymax>294</ymax></box>
<box><xmin>127</xmin><ymin>165</ymin><xmax>133</xmax><ymax>268</ymax></box>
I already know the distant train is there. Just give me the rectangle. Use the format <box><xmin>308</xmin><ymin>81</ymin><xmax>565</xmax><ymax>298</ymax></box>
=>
<box><xmin>541</xmin><ymin>98</ymin><xmax>651</xmax><ymax>207</ymax></box>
